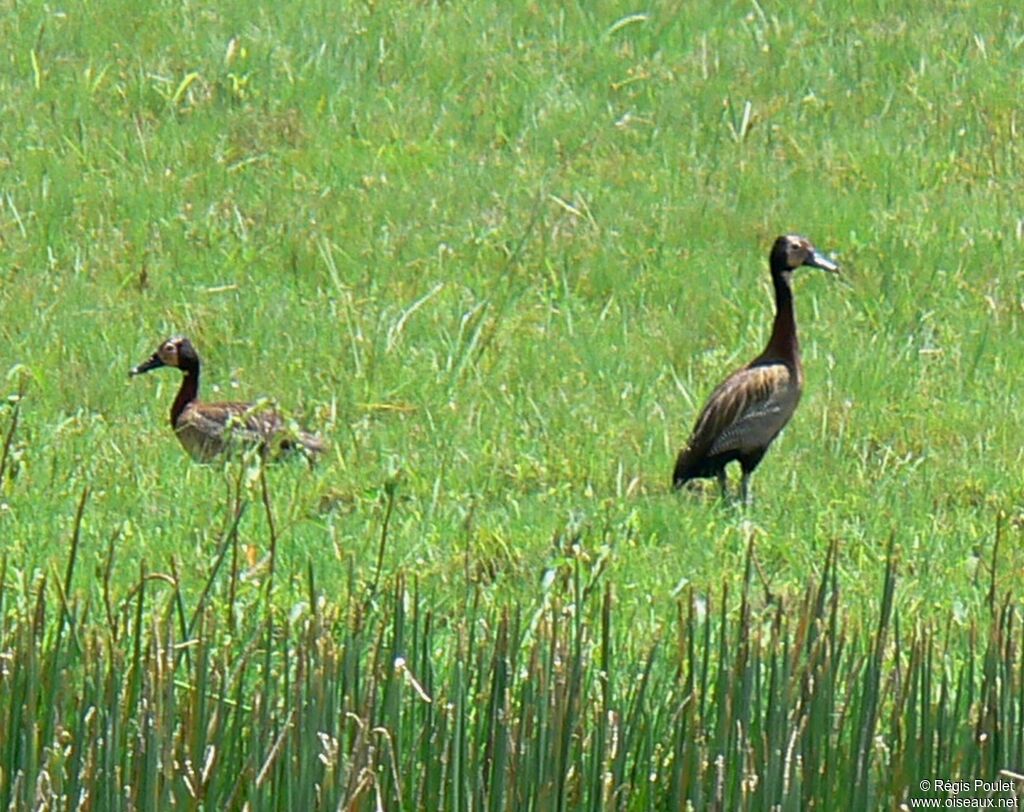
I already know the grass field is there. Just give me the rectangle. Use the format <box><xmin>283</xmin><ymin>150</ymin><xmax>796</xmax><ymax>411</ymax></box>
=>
<box><xmin>2</xmin><ymin>0</ymin><xmax>1024</xmax><ymax>807</ymax></box>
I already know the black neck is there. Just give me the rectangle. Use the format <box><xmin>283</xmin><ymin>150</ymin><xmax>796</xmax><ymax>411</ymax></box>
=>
<box><xmin>762</xmin><ymin>270</ymin><xmax>798</xmax><ymax>363</ymax></box>
<box><xmin>170</xmin><ymin>362</ymin><xmax>200</xmax><ymax>427</ymax></box>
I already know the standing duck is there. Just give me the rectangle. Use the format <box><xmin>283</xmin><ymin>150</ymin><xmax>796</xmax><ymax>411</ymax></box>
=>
<box><xmin>672</xmin><ymin>235</ymin><xmax>838</xmax><ymax>503</ymax></box>
<box><xmin>131</xmin><ymin>336</ymin><xmax>326</xmax><ymax>462</ymax></box>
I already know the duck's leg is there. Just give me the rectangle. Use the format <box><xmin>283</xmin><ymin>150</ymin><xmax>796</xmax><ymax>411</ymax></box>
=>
<box><xmin>740</xmin><ymin>471</ymin><xmax>752</xmax><ymax>507</ymax></box>
<box><xmin>717</xmin><ymin>469</ymin><xmax>728</xmax><ymax>500</ymax></box>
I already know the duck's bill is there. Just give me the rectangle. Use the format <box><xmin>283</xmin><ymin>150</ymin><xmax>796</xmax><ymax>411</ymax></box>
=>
<box><xmin>808</xmin><ymin>251</ymin><xmax>839</xmax><ymax>273</ymax></box>
<box><xmin>130</xmin><ymin>354</ymin><xmax>165</xmax><ymax>376</ymax></box>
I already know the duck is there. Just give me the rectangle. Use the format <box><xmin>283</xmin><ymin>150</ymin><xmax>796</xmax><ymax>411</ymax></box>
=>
<box><xmin>672</xmin><ymin>234</ymin><xmax>838</xmax><ymax>504</ymax></box>
<box><xmin>130</xmin><ymin>336</ymin><xmax>326</xmax><ymax>462</ymax></box>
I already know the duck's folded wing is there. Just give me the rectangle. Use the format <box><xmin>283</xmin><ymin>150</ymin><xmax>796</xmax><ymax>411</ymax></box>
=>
<box><xmin>685</xmin><ymin>363</ymin><xmax>794</xmax><ymax>459</ymax></box>
<box><xmin>179</xmin><ymin>400</ymin><xmax>325</xmax><ymax>460</ymax></box>
<box><xmin>184</xmin><ymin>402</ymin><xmax>283</xmax><ymax>441</ymax></box>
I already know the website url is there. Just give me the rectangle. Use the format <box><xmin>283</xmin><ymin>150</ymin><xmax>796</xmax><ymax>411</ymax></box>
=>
<box><xmin>907</xmin><ymin>799</ymin><xmax>1018</xmax><ymax>809</ymax></box>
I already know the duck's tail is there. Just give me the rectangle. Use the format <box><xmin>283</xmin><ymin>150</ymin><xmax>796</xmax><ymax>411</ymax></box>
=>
<box><xmin>276</xmin><ymin>427</ymin><xmax>327</xmax><ymax>460</ymax></box>
<box><xmin>297</xmin><ymin>431</ymin><xmax>327</xmax><ymax>456</ymax></box>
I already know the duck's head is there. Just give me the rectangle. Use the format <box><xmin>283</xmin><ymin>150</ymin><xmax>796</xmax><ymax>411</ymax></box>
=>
<box><xmin>770</xmin><ymin>234</ymin><xmax>839</xmax><ymax>276</ymax></box>
<box><xmin>131</xmin><ymin>336</ymin><xmax>200</xmax><ymax>376</ymax></box>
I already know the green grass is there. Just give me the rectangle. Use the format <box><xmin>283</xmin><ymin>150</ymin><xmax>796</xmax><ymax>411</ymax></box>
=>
<box><xmin>2</xmin><ymin>0</ymin><xmax>1024</xmax><ymax>806</ymax></box>
<box><xmin>1</xmin><ymin>530</ymin><xmax>1021</xmax><ymax>809</ymax></box>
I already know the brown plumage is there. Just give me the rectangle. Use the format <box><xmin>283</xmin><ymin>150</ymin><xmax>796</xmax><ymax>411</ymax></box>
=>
<box><xmin>130</xmin><ymin>336</ymin><xmax>326</xmax><ymax>462</ymax></box>
<box><xmin>673</xmin><ymin>235</ymin><xmax>838</xmax><ymax>503</ymax></box>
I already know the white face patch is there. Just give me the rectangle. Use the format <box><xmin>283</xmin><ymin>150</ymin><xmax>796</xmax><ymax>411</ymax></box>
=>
<box><xmin>784</xmin><ymin>236</ymin><xmax>812</xmax><ymax>269</ymax></box>
<box><xmin>157</xmin><ymin>340</ymin><xmax>181</xmax><ymax>367</ymax></box>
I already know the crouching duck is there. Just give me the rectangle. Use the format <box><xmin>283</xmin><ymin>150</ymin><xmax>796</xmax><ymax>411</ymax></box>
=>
<box><xmin>672</xmin><ymin>235</ymin><xmax>838</xmax><ymax>504</ymax></box>
<box><xmin>131</xmin><ymin>336</ymin><xmax>326</xmax><ymax>462</ymax></box>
